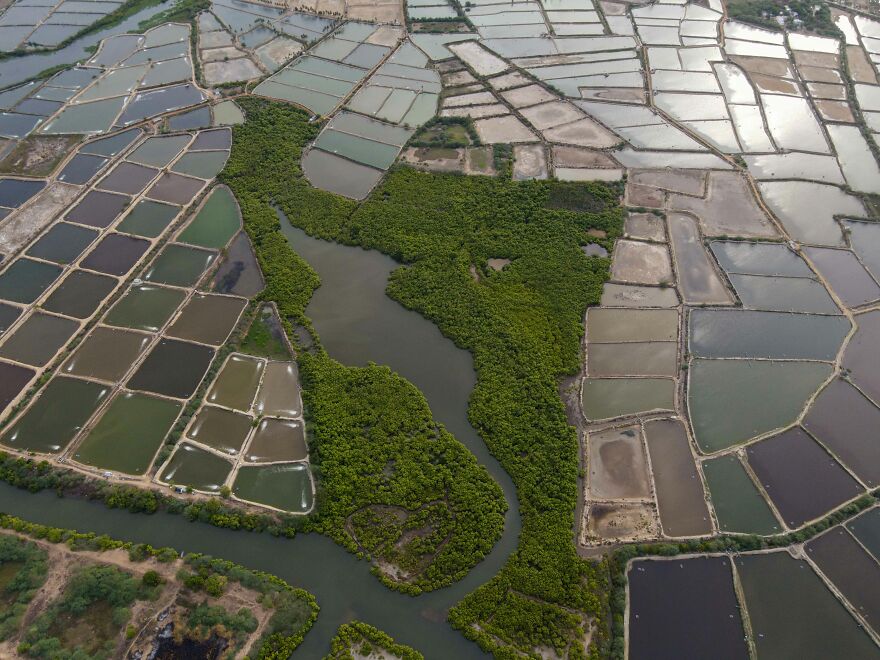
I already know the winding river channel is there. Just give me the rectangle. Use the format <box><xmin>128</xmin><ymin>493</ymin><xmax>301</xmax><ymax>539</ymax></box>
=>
<box><xmin>0</xmin><ymin>213</ymin><xmax>521</xmax><ymax>657</ymax></box>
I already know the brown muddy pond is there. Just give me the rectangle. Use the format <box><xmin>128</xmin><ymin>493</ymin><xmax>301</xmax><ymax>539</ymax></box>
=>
<box><xmin>587</xmin><ymin>424</ymin><xmax>651</xmax><ymax>499</ymax></box>
<box><xmin>1</xmin><ymin>376</ymin><xmax>108</xmax><ymax>454</ymax></box>
<box><xmin>582</xmin><ymin>378</ymin><xmax>675</xmax><ymax>421</ymax></box>
<box><xmin>255</xmin><ymin>361</ymin><xmax>301</xmax><ymax>418</ymax></box>
<box><xmin>803</xmin><ymin>378</ymin><xmax>880</xmax><ymax>487</ymax></box>
<box><xmin>244</xmin><ymin>418</ymin><xmax>308</xmax><ymax>463</ymax></box>
<box><xmin>185</xmin><ymin>405</ymin><xmax>253</xmax><ymax>455</ymax></box>
<box><xmin>146</xmin><ymin>172</ymin><xmax>205</xmax><ymax>205</ymax></box>
<box><xmin>0</xmin><ymin>360</ymin><xmax>34</xmax><ymax>410</ymax></box>
<box><xmin>587</xmin><ymin>342</ymin><xmax>677</xmax><ymax>377</ymax></box>
<box><xmin>126</xmin><ymin>338</ymin><xmax>215</xmax><ymax>399</ymax></box>
<box><xmin>587</xmin><ymin>308</ymin><xmax>678</xmax><ymax>343</ymax></box>
<box><xmin>80</xmin><ymin>233</ymin><xmax>150</xmax><ymax>276</ymax></box>
<box><xmin>62</xmin><ymin>326</ymin><xmax>151</xmax><ymax>382</ymax></box>
<box><xmin>97</xmin><ymin>162</ymin><xmax>159</xmax><ymax>195</ymax></box>
<box><xmin>206</xmin><ymin>353</ymin><xmax>263</xmax><ymax>412</ymax></box>
<box><xmin>41</xmin><ymin>269</ymin><xmax>117</xmax><ymax>319</ymax></box>
<box><xmin>643</xmin><ymin>418</ymin><xmax>711</xmax><ymax>537</ymax></box>
<box><xmin>805</xmin><ymin>527</ymin><xmax>880</xmax><ymax>635</ymax></box>
<box><xmin>0</xmin><ymin>311</ymin><xmax>79</xmax><ymax>367</ymax></box>
<box><xmin>746</xmin><ymin>426</ymin><xmax>863</xmax><ymax>527</ymax></box>
<box><xmin>599</xmin><ymin>284</ymin><xmax>679</xmax><ymax>308</ymax></box>
<box><xmin>628</xmin><ymin>557</ymin><xmax>748</xmax><ymax>660</ymax></box>
<box><xmin>65</xmin><ymin>189</ymin><xmax>130</xmax><ymax>228</ymax></box>
<box><xmin>166</xmin><ymin>293</ymin><xmax>246</xmax><ymax>346</ymax></box>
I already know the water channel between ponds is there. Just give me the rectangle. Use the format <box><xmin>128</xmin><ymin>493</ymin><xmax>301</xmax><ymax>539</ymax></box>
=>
<box><xmin>0</xmin><ymin>211</ymin><xmax>522</xmax><ymax>658</ymax></box>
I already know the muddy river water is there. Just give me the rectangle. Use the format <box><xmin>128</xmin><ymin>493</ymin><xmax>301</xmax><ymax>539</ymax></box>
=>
<box><xmin>0</xmin><ymin>212</ymin><xmax>521</xmax><ymax>658</ymax></box>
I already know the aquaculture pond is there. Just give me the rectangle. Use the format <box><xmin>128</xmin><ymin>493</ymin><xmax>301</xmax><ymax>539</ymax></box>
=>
<box><xmin>165</xmin><ymin>293</ymin><xmax>246</xmax><ymax>346</ymax></box>
<box><xmin>244</xmin><ymin>418</ymin><xmax>308</xmax><ymax>462</ymax></box>
<box><xmin>736</xmin><ymin>552</ymin><xmax>879</xmax><ymax>659</ymax></box>
<box><xmin>73</xmin><ymin>392</ymin><xmax>182</xmax><ymax>474</ymax></box>
<box><xmin>210</xmin><ymin>232</ymin><xmax>264</xmax><ymax>297</ymax></box>
<box><xmin>116</xmin><ymin>200</ymin><xmax>180</xmax><ymax>238</ymax></box>
<box><xmin>104</xmin><ymin>284</ymin><xmax>185</xmax><ymax>332</ymax></box>
<box><xmin>206</xmin><ymin>353</ymin><xmax>263</xmax><ymax>411</ymax></box>
<box><xmin>185</xmin><ymin>406</ymin><xmax>252</xmax><ymax>455</ymax></box>
<box><xmin>62</xmin><ymin>326</ymin><xmax>151</xmax><ymax>382</ymax></box>
<box><xmin>628</xmin><ymin>557</ymin><xmax>748</xmax><ymax>660</ymax></box>
<box><xmin>176</xmin><ymin>185</ymin><xmax>240</xmax><ymax>249</ymax></box>
<box><xmin>233</xmin><ymin>462</ymin><xmax>313</xmax><ymax>512</ymax></box>
<box><xmin>1</xmin><ymin>377</ymin><xmax>108</xmax><ymax>454</ymax></box>
<box><xmin>126</xmin><ymin>338</ymin><xmax>215</xmax><ymax>399</ymax></box>
<box><xmin>158</xmin><ymin>442</ymin><xmax>232</xmax><ymax>492</ymax></box>
<box><xmin>701</xmin><ymin>454</ymin><xmax>781</xmax><ymax>535</ymax></box>
<box><xmin>143</xmin><ymin>244</ymin><xmax>217</xmax><ymax>288</ymax></box>
<box><xmin>41</xmin><ymin>270</ymin><xmax>117</xmax><ymax>319</ymax></box>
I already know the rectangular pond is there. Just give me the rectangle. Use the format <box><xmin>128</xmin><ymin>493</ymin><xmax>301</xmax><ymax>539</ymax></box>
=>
<box><xmin>143</xmin><ymin>244</ymin><xmax>217</xmax><ymax>288</ymax></box>
<box><xmin>644</xmin><ymin>418</ymin><xmax>712</xmax><ymax>537</ymax></box>
<box><xmin>62</xmin><ymin>326</ymin><xmax>151</xmax><ymax>382</ymax></box>
<box><xmin>206</xmin><ymin>353</ymin><xmax>263</xmax><ymax>412</ymax></box>
<box><xmin>0</xmin><ymin>311</ymin><xmax>79</xmax><ymax>367</ymax></box>
<box><xmin>746</xmin><ymin>426</ymin><xmax>863</xmax><ymax>528</ymax></box>
<box><xmin>803</xmin><ymin>378</ymin><xmax>880</xmax><ymax>488</ymax></box>
<box><xmin>185</xmin><ymin>405</ymin><xmax>252</xmax><ymax>455</ymax></box>
<box><xmin>232</xmin><ymin>462</ymin><xmax>313</xmax><ymax>512</ymax></box>
<box><xmin>74</xmin><ymin>391</ymin><xmax>181</xmax><ymax>475</ymax></box>
<box><xmin>176</xmin><ymin>185</ymin><xmax>240</xmax><ymax>249</ymax></box>
<box><xmin>244</xmin><ymin>418</ymin><xmax>308</xmax><ymax>463</ymax></box>
<box><xmin>116</xmin><ymin>199</ymin><xmax>180</xmax><ymax>238</ymax></box>
<box><xmin>255</xmin><ymin>361</ymin><xmax>301</xmax><ymax>418</ymax></box>
<box><xmin>25</xmin><ymin>222</ymin><xmax>98</xmax><ymax>265</ymax></box>
<box><xmin>736</xmin><ymin>552</ymin><xmax>879</xmax><ymax>659</ymax></box>
<box><xmin>166</xmin><ymin>293</ymin><xmax>246</xmax><ymax>346</ymax></box>
<box><xmin>126</xmin><ymin>338</ymin><xmax>214</xmax><ymax>399</ymax></box>
<box><xmin>104</xmin><ymin>284</ymin><xmax>185</xmax><ymax>332</ymax></box>
<box><xmin>805</xmin><ymin>527</ymin><xmax>880</xmax><ymax>635</ymax></box>
<box><xmin>701</xmin><ymin>454</ymin><xmax>781</xmax><ymax>535</ymax></box>
<box><xmin>628</xmin><ymin>557</ymin><xmax>748</xmax><ymax>660</ymax></box>
<box><xmin>41</xmin><ymin>270</ymin><xmax>117</xmax><ymax>319</ymax></box>
<box><xmin>0</xmin><ymin>258</ymin><xmax>63</xmax><ymax>304</ymax></box>
<box><xmin>586</xmin><ymin>424</ymin><xmax>651</xmax><ymax>499</ymax></box>
<box><xmin>1</xmin><ymin>376</ymin><xmax>108</xmax><ymax>454</ymax></box>
<box><xmin>158</xmin><ymin>442</ymin><xmax>232</xmax><ymax>492</ymax></box>
<box><xmin>581</xmin><ymin>377</ymin><xmax>675</xmax><ymax>421</ymax></box>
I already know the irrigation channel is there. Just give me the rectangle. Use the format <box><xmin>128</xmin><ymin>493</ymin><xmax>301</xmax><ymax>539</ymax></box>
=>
<box><xmin>0</xmin><ymin>211</ymin><xmax>522</xmax><ymax>658</ymax></box>
<box><xmin>0</xmin><ymin>0</ymin><xmax>174</xmax><ymax>89</ymax></box>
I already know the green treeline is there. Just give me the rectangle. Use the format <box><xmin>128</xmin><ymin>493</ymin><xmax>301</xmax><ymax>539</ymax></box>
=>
<box><xmin>220</xmin><ymin>97</ymin><xmax>507</xmax><ymax>594</ymax></box>
<box><xmin>225</xmin><ymin>97</ymin><xmax>623</xmax><ymax>656</ymax></box>
<box><xmin>326</xmin><ymin>621</ymin><xmax>424</xmax><ymax>659</ymax></box>
<box><xmin>0</xmin><ymin>535</ymin><xmax>48</xmax><ymax>640</ymax></box>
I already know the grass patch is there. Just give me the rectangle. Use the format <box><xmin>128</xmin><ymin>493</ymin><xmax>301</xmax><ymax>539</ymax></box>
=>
<box><xmin>239</xmin><ymin>304</ymin><xmax>292</xmax><ymax>361</ymax></box>
<box><xmin>0</xmin><ymin>135</ymin><xmax>83</xmax><ymax>176</ymax></box>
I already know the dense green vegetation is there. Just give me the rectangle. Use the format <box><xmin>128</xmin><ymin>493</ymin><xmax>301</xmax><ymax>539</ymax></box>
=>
<box><xmin>0</xmin><ymin>536</ymin><xmax>48</xmax><ymax>640</ymax></box>
<box><xmin>22</xmin><ymin>563</ymin><xmax>147</xmax><ymax>659</ymax></box>
<box><xmin>327</xmin><ymin>621</ymin><xmax>424</xmax><ymax>660</ymax></box>
<box><xmin>223</xmin><ymin>98</ymin><xmax>622</xmax><ymax>656</ymax></box>
<box><xmin>221</xmin><ymin>97</ymin><xmax>507</xmax><ymax>595</ymax></box>
<box><xmin>239</xmin><ymin>305</ymin><xmax>292</xmax><ymax>360</ymax></box>
<box><xmin>727</xmin><ymin>0</ymin><xmax>840</xmax><ymax>37</ymax></box>
<box><xmin>411</xmin><ymin>117</ymin><xmax>479</xmax><ymax>148</ymax></box>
